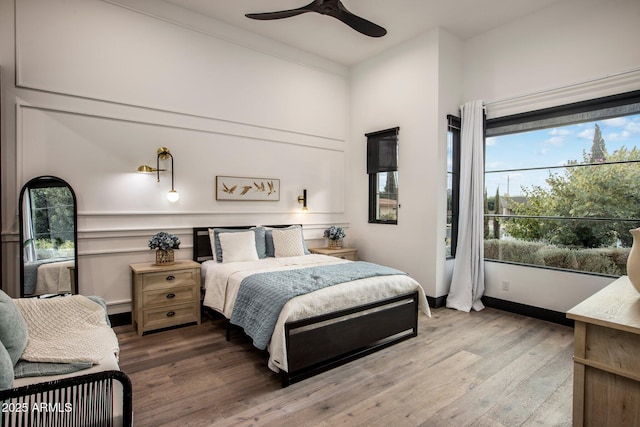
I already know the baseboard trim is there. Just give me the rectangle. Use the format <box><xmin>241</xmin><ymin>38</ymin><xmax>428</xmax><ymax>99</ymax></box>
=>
<box><xmin>427</xmin><ymin>295</ymin><xmax>447</xmax><ymax>308</ymax></box>
<box><xmin>109</xmin><ymin>312</ymin><xmax>132</xmax><ymax>327</ymax></box>
<box><xmin>482</xmin><ymin>296</ymin><xmax>573</xmax><ymax>327</ymax></box>
<box><xmin>110</xmin><ymin>298</ymin><xmax>572</xmax><ymax>328</ymax></box>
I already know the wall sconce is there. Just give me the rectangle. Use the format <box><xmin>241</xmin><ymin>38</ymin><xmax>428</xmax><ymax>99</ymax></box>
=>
<box><xmin>137</xmin><ymin>147</ymin><xmax>179</xmax><ymax>202</ymax></box>
<box><xmin>297</xmin><ymin>189</ymin><xmax>308</xmax><ymax>211</ymax></box>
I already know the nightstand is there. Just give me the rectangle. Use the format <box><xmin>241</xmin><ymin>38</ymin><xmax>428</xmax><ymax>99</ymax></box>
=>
<box><xmin>130</xmin><ymin>260</ymin><xmax>201</xmax><ymax>336</ymax></box>
<box><xmin>309</xmin><ymin>247</ymin><xmax>358</xmax><ymax>261</ymax></box>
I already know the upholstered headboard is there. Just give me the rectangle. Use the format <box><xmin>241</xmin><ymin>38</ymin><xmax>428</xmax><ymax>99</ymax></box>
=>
<box><xmin>192</xmin><ymin>225</ymin><xmax>299</xmax><ymax>263</ymax></box>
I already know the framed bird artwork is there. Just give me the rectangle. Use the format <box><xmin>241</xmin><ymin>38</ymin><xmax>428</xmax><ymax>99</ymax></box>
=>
<box><xmin>215</xmin><ymin>176</ymin><xmax>280</xmax><ymax>201</ymax></box>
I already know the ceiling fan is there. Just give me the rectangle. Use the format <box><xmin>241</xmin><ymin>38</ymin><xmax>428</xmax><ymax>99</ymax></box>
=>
<box><xmin>245</xmin><ymin>0</ymin><xmax>387</xmax><ymax>38</ymax></box>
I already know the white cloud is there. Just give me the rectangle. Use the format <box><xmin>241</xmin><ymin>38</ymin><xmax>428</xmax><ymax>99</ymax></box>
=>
<box><xmin>486</xmin><ymin>137</ymin><xmax>496</xmax><ymax>146</ymax></box>
<box><xmin>607</xmin><ymin>130</ymin><xmax>632</xmax><ymax>141</ymax></box>
<box><xmin>600</xmin><ymin>117</ymin><xmax>640</xmax><ymax>141</ymax></box>
<box><xmin>549</xmin><ymin>128</ymin><xmax>571</xmax><ymax>136</ymax></box>
<box><xmin>602</xmin><ymin>117</ymin><xmax>629</xmax><ymax>128</ymax></box>
<box><xmin>624</xmin><ymin>120</ymin><xmax>640</xmax><ymax>134</ymax></box>
<box><xmin>578</xmin><ymin>128</ymin><xmax>594</xmax><ymax>140</ymax></box>
<box><xmin>544</xmin><ymin>136</ymin><xmax>564</xmax><ymax>145</ymax></box>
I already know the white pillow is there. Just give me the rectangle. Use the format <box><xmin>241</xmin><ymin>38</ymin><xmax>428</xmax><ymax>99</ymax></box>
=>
<box><xmin>218</xmin><ymin>231</ymin><xmax>259</xmax><ymax>263</ymax></box>
<box><xmin>208</xmin><ymin>228</ymin><xmax>217</xmax><ymax>261</ymax></box>
<box><xmin>272</xmin><ymin>227</ymin><xmax>305</xmax><ymax>257</ymax></box>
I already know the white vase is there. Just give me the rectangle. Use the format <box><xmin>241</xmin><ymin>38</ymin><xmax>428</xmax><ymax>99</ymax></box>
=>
<box><xmin>627</xmin><ymin>228</ymin><xmax>640</xmax><ymax>293</ymax></box>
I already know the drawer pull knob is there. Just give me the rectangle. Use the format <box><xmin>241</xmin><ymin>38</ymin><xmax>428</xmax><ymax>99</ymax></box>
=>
<box><xmin>166</xmin><ymin>275</ymin><xmax>175</xmax><ymax>281</ymax></box>
<box><xmin>166</xmin><ymin>293</ymin><xmax>176</xmax><ymax>299</ymax></box>
<box><xmin>166</xmin><ymin>311</ymin><xmax>176</xmax><ymax>317</ymax></box>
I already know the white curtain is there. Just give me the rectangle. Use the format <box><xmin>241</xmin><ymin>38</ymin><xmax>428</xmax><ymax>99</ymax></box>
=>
<box><xmin>23</xmin><ymin>191</ymin><xmax>37</xmax><ymax>263</ymax></box>
<box><xmin>446</xmin><ymin>100</ymin><xmax>485</xmax><ymax>312</ymax></box>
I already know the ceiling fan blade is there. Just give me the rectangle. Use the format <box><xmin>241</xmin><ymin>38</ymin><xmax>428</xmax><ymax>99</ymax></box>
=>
<box><xmin>245</xmin><ymin>1</ymin><xmax>318</xmax><ymax>20</ymax></box>
<box><xmin>245</xmin><ymin>0</ymin><xmax>387</xmax><ymax>37</ymax></box>
<box><xmin>334</xmin><ymin>8</ymin><xmax>387</xmax><ymax>37</ymax></box>
<box><xmin>245</xmin><ymin>9</ymin><xmax>309</xmax><ymax>20</ymax></box>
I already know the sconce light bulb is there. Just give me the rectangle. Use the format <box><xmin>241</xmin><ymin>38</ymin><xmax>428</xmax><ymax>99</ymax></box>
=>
<box><xmin>167</xmin><ymin>190</ymin><xmax>180</xmax><ymax>203</ymax></box>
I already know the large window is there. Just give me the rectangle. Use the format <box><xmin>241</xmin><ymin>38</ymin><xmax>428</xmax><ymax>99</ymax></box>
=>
<box><xmin>484</xmin><ymin>90</ymin><xmax>640</xmax><ymax>276</ymax></box>
<box><xmin>367</xmin><ymin>127</ymin><xmax>399</xmax><ymax>224</ymax></box>
<box><xmin>447</xmin><ymin>115</ymin><xmax>460</xmax><ymax>257</ymax></box>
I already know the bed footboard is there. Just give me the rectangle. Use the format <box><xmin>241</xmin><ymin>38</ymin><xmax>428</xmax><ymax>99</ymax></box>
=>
<box><xmin>0</xmin><ymin>370</ymin><xmax>133</xmax><ymax>427</ymax></box>
<box><xmin>282</xmin><ymin>291</ymin><xmax>419</xmax><ymax>387</ymax></box>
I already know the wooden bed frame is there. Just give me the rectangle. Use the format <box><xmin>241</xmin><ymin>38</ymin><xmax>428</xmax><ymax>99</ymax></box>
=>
<box><xmin>193</xmin><ymin>226</ymin><xmax>420</xmax><ymax>387</ymax></box>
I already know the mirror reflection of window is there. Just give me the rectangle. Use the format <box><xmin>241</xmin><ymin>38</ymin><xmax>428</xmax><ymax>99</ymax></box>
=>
<box><xmin>19</xmin><ymin>176</ymin><xmax>78</xmax><ymax>298</ymax></box>
<box><xmin>27</xmin><ymin>186</ymin><xmax>75</xmax><ymax>261</ymax></box>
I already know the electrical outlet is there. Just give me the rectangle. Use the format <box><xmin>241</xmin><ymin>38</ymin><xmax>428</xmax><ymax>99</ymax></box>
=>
<box><xmin>501</xmin><ymin>280</ymin><xmax>510</xmax><ymax>291</ymax></box>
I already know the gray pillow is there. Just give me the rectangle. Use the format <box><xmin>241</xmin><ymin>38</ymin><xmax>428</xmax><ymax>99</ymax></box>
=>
<box><xmin>0</xmin><ymin>290</ymin><xmax>29</xmax><ymax>366</ymax></box>
<box><xmin>86</xmin><ymin>295</ymin><xmax>111</xmax><ymax>327</ymax></box>
<box><xmin>0</xmin><ymin>341</ymin><xmax>14</xmax><ymax>390</ymax></box>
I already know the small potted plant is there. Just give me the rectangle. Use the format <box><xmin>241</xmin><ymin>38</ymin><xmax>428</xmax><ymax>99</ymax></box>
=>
<box><xmin>149</xmin><ymin>231</ymin><xmax>180</xmax><ymax>265</ymax></box>
<box><xmin>324</xmin><ymin>226</ymin><xmax>346</xmax><ymax>249</ymax></box>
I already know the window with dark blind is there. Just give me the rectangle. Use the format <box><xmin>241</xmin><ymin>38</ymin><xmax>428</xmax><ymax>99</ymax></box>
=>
<box><xmin>366</xmin><ymin>127</ymin><xmax>399</xmax><ymax>224</ymax></box>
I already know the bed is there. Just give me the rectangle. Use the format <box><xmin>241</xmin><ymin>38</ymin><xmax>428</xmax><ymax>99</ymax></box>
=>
<box><xmin>193</xmin><ymin>225</ymin><xmax>430</xmax><ymax>387</ymax></box>
<box><xmin>23</xmin><ymin>258</ymin><xmax>75</xmax><ymax>296</ymax></box>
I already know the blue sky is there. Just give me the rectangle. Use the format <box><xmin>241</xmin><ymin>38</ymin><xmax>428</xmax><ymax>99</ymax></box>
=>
<box><xmin>484</xmin><ymin>113</ymin><xmax>640</xmax><ymax>197</ymax></box>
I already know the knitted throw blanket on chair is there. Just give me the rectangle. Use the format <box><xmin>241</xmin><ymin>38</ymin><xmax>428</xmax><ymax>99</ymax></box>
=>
<box><xmin>15</xmin><ymin>295</ymin><xmax>119</xmax><ymax>364</ymax></box>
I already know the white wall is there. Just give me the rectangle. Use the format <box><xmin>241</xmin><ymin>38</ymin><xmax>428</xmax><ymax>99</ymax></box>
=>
<box><xmin>465</xmin><ymin>0</ymin><xmax>640</xmax><ymax>118</ymax></box>
<box><xmin>347</xmin><ymin>0</ymin><xmax>640</xmax><ymax>312</ymax></box>
<box><xmin>347</xmin><ymin>28</ymin><xmax>463</xmax><ymax>299</ymax></box>
<box><xmin>463</xmin><ymin>0</ymin><xmax>640</xmax><ymax>311</ymax></box>
<box><xmin>1</xmin><ymin>0</ymin><xmax>350</xmax><ymax>312</ymax></box>
<box><xmin>4</xmin><ymin>0</ymin><xmax>638</xmax><ymax>315</ymax></box>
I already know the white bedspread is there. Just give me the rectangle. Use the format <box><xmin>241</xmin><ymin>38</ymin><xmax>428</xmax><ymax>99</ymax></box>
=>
<box><xmin>202</xmin><ymin>254</ymin><xmax>430</xmax><ymax>372</ymax></box>
<box><xmin>34</xmin><ymin>260</ymin><xmax>74</xmax><ymax>295</ymax></box>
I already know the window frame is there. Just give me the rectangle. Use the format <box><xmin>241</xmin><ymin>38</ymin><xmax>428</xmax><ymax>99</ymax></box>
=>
<box><xmin>484</xmin><ymin>89</ymin><xmax>640</xmax><ymax>276</ymax></box>
<box><xmin>367</xmin><ymin>127</ymin><xmax>399</xmax><ymax>225</ymax></box>
<box><xmin>447</xmin><ymin>115</ymin><xmax>460</xmax><ymax>258</ymax></box>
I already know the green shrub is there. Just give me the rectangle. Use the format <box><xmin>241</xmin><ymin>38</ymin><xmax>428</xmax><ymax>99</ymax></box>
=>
<box><xmin>484</xmin><ymin>238</ymin><xmax>629</xmax><ymax>276</ymax></box>
<box><xmin>484</xmin><ymin>239</ymin><xmax>546</xmax><ymax>266</ymax></box>
<box><xmin>58</xmin><ymin>240</ymin><xmax>75</xmax><ymax>249</ymax></box>
<box><xmin>574</xmin><ymin>248</ymin><xmax>627</xmax><ymax>276</ymax></box>
<box><xmin>35</xmin><ymin>238</ymin><xmax>53</xmax><ymax>249</ymax></box>
<box><xmin>538</xmin><ymin>246</ymin><xmax>578</xmax><ymax>270</ymax></box>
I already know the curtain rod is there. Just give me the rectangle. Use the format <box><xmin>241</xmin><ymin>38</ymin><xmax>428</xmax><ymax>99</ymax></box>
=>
<box><xmin>485</xmin><ymin>67</ymin><xmax>640</xmax><ymax>107</ymax></box>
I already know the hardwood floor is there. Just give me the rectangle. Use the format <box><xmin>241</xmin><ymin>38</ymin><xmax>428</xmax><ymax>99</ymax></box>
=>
<box><xmin>114</xmin><ymin>307</ymin><xmax>574</xmax><ymax>427</ymax></box>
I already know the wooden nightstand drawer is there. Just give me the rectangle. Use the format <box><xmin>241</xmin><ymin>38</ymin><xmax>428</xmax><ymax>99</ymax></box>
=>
<box><xmin>143</xmin><ymin>285</ymin><xmax>198</xmax><ymax>308</ymax></box>
<box><xmin>142</xmin><ymin>303</ymin><xmax>199</xmax><ymax>331</ymax></box>
<box><xmin>142</xmin><ymin>269</ymin><xmax>197</xmax><ymax>290</ymax></box>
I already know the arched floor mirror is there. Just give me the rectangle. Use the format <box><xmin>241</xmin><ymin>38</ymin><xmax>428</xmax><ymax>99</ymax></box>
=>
<box><xmin>19</xmin><ymin>176</ymin><xmax>78</xmax><ymax>297</ymax></box>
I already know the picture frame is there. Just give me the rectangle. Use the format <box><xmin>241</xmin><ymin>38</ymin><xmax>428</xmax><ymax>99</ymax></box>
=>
<box><xmin>215</xmin><ymin>176</ymin><xmax>280</xmax><ymax>201</ymax></box>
